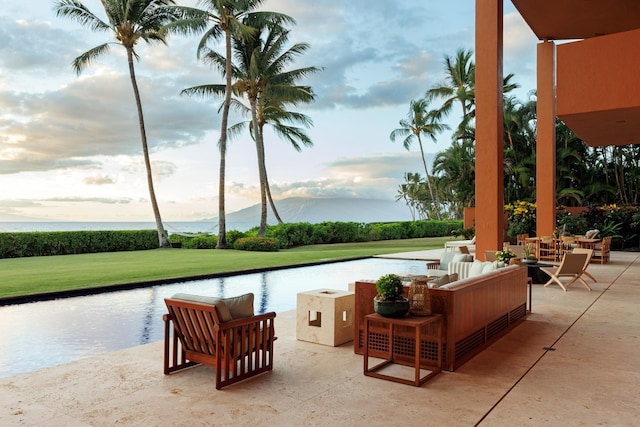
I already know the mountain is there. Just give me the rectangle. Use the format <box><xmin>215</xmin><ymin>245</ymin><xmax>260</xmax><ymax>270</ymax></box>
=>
<box><xmin>210</xmin><ymin>197</ymin><xmax>413</xmax><ymax>230</ymax></box>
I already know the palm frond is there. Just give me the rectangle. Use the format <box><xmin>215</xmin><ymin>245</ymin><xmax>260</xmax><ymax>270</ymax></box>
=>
<box><xmin>72</xmin><ymin>43</ymin><xmax>111</xmax><ymax>75</ymax></box>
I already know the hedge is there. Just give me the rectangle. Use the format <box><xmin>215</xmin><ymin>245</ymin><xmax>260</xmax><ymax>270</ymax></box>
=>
<box><xmin>0</xmin><ymin>230</ymin><xmax>158</xmax><ymax>259</ymax></box>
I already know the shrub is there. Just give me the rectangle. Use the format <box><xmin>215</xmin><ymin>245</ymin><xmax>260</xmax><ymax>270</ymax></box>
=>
<box><xmin>233</xmin><ymin>236</ymin><xmax>280</xmax><ymax>252</ymax></box>
<box><xmin>0</xmin><ymin>230</ymin><xmax>158</xmax><ymax>259</ymax></box>
<box><xmin>267</xmin><ymin>222</ymin><xmax>316</xmax><ymax>248</ymax></box>
<box><xmin>505</xmin><ymin>201</ymin><xmax>536</xmax><ymax>237</ymax></box>
<box><xmin>225</xmin><ymin>230</ymin><xmax>246</xmax><ymax>247</ymax></box>
<box><xmin>183</xmin><ymin>235</ymin><xmax>217</xmax><ymax>249</ymax></box>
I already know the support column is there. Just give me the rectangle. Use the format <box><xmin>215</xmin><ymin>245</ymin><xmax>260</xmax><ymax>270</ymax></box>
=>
<box><xmin>475</xmin><ymin>0</ymin><xmax>504</xmax><ymax>259</ymax></box>
<box><xmin>536</xmin><ymin>40</ymin><xmax>556</xmax><ymax>237</ymax></box>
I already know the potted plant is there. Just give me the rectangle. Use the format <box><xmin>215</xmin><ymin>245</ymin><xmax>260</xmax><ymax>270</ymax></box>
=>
<box><xmin>495</xmin><ymin>247</ymin><xmax>516</xmax><ymax>265</ymax></box>
<box><xmin>374</xmin><ymin>273</ymin><xmax>410</xmax><ymax>318</ymax></box>
<box><xmin>521</xmin><ymin>244</ymin><xmax>538</xmax><ymax>264</ymax></box>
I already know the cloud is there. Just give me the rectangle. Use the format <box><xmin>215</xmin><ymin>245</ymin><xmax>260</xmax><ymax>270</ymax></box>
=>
<box><xmin>0</xmin><ymin>67</ymin><xmax>216</xmax><ymax>175</ymax></box>
<box><xmin>43</xmin><ymin>197</ymin><xmax>132</xmax><ymax>204</ymax></box>
<box><xmin>83</xmin><ymin>174</ymin><xmax>116</xmax><ymax>185</ymax></box>
<box><xmin>227</xmin><ymin>151</ymin><xmax>428</xmax><ymax>201</ymax></box>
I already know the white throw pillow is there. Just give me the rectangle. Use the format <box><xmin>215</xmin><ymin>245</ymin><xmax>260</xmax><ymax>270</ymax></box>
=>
<box><xmin>468</xmin><ymin>260</ymin><xmax>485</xmax><ymax>277</ymax></box>
<box><xmin>482</xmin><ymin>261</ymin><xmax>498</xmax><ymax>274</ymax></box>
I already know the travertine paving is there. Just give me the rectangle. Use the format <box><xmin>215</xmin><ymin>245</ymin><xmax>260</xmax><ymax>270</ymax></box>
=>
<box><xmin>2</xmin><ymin>251</ymin><xmax>638</xmax><ymax>426</ymax></box>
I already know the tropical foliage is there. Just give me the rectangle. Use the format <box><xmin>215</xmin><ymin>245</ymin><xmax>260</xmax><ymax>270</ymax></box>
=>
<box><xmin>395</xmin><ymin>47</ymin><xmax>640</xmax><ymax>250</ymax></box>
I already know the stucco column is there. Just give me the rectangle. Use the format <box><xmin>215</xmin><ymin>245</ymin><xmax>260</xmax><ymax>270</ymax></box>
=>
<box><xmin>475</xmin><ymin>0</ymin><xmax>504</xmax><ymax>258</ymax></box>
<box><xmin>536</xmin><ymin>40</ymin><xmax>556</xmax><ymax>236</ymax></box>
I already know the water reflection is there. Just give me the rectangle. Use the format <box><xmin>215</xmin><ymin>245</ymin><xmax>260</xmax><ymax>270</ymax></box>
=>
<box><xmin>0</xmin><ymin>257</ymin><xmax>426</xmax><ymax>378</ymax></box>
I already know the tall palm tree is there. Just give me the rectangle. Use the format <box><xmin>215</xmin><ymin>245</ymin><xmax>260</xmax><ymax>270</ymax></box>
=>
<box><xmin>390</xmin><ymin>98</ymin><xmax>449</xmax><ymax>220</ymax></box>
<box><xmin>165</xmin><ymin>1</ymin><xmax>291</xmax><ymax>248</ymax></box>
<box><xmin>55</xmin><ymin>0</ymin><xmax>175</xmax><ymax>247</ymax></box>
<box><xmin>231</xmin><ymin>20</ymin><xmax>318</xmax><ymax>233</ymax></box>
<box><xmin>427</xmin><ymin>48</ymin><xmax>519</xmax><ymax>142</ymax></box>
<box><xmin>427</xmin><ymin>49</ymin><xmax>475</xmax><ymax>138</ymax></box>
<box><xmin>185</xmin><ymin>19</ymin><xmax>317</xmax><ymax>235</ymax></box>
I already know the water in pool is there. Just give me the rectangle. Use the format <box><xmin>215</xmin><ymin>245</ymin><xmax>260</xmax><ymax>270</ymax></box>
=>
<box><xmin>0</xmin><ymin>257</ymin><xmax>426</xmax><ymax>378</ymax></box>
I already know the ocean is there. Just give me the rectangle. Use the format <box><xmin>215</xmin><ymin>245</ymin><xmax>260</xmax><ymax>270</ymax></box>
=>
<box><xmin>0</xmin><ymin>221</ymin><xmax>225</xmax><ymax>234</ymax></box>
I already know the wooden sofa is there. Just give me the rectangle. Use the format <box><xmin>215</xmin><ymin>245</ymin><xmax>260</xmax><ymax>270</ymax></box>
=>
<box><xmin>354</xmin><ymin>265</ymin><xmax>528</xmax><ymax>371</ymax></box>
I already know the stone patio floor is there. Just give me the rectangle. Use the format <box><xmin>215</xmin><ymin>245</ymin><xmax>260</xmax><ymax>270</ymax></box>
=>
<box><xmin>2</xmin><ymin>250</ymin><xmax>639</xmax><ymax>426</ymax></box>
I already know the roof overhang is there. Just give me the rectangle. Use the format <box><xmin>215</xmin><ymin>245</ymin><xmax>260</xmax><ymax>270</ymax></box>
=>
<box><xmin>512</xmin><ymin>0</ymin><xmax>640</xmax><ymax>147</ymax></box>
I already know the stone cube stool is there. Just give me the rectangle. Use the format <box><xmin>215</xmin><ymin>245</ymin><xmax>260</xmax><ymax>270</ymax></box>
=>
<box><xmin>296</xmin><ymin>289</ymin><xmax>355</xmax><ymax>346</ymax></box>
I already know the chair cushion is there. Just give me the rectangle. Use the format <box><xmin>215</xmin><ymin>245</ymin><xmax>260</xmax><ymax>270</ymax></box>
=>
<box><xmin>439</xmin><ymin>252</ymin><xmax>457</xmax><ymax>271</ymax></box>
<box><xmin>171</xmin><ymin>293</ymin><xmax>254</xmax><ymax>322</ymax></box>
<box><xmin>223</xmin><ymin>293</ymin><xmax>255</xmax><ymax>319</ymax></box>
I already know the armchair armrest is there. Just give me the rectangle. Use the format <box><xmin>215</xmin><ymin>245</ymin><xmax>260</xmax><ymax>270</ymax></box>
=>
<box><xmin>426</xmin><ymin>261</ymin><xmax>440</xmax><ymax>270</ymax></box>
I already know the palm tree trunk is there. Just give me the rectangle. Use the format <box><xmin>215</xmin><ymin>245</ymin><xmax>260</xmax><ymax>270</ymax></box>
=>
<box><xmin>251</xmin><ymin>100</ymin><xmax>268</xmax><ymax>236</ymax></box>
<box><xmin>259</xmin><ymin>126</ymin><xmax>283</xmax><ymax>224</ymax></box>
<box><xmin>417</xmin><ymin>136</ymin><xmax>442</xmax><ymax>220</ymax></box>
<box><xmin>126</xmin><ymin>49</ymin><xmax>170</xmax><ymax>248</ymax></box>
<box><xmin>216</xmin><ymin>28</ymin><xmax>234</xmax><ymax>249</ymax></box>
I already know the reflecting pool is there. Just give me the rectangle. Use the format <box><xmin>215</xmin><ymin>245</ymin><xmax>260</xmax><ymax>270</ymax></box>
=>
<box><xmin>0</xmin><ymin>257</ymin><xmax>426</xmax><ymax>378</ymax></box>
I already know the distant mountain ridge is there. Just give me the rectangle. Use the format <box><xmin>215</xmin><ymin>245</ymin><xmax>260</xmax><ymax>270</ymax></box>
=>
<box><xmin>213</xmin><ymin>197</ymin><xmax>413</xmax><ymax>228</ymax></box>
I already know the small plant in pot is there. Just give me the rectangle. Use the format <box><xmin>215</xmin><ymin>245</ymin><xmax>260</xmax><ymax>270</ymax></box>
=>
<box><xmin>521</xmin><ymin>244</ymin><xmax>538</xmax><ymax>264</ymax></box>
<box><xmin>374</xmin><ymin>274</ymin><xmax>410</xmax><ymax>318</ymax></box>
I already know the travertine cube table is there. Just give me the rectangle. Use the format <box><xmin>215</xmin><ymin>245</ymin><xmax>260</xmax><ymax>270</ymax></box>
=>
<box><xmin>296</xmin><ymin>289</ymin><xmax>355</xmax><ymax>346</ymax></box>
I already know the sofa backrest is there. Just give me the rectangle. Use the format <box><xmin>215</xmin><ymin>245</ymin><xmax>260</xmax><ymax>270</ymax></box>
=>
<box><xmin>448</xmin><ymin>259</ymin><xmax>499</xmax><ymax>280</ymax></box>
<box><xmin>439</xmin><ymin>252</ymin><xmax>473</xmax><ymax>271</ymax></box>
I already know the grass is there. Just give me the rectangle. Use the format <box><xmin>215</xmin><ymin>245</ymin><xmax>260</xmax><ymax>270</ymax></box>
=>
<box><xmin>0</xmin><ymin>237</ymin><xmax>448</xmax><ymax>299</ymax></box>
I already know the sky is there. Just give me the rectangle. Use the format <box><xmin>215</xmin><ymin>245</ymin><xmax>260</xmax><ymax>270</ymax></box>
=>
<box><xmin>0</xmin><ymin>0</ymin><xmax>540</xmax><ymax>222</ymax></box>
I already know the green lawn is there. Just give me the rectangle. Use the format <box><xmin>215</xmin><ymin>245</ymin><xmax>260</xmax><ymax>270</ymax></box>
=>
<box><xmin>0</xmin><ymin>237</ymin><xmax>448</xmax><ymax>299</ymax></box>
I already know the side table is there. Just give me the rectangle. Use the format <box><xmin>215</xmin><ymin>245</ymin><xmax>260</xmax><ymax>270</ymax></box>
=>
<box><xmin>364</xmin><ymin>313</ymin><xmax>442</xmax><ymax>387</ymax></box>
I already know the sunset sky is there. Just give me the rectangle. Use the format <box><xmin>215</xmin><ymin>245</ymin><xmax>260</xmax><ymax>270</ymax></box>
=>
<box><xmin>0</xmin><ymin>0</ymin><xmax>539</xmax><ymax>222</ymax></box>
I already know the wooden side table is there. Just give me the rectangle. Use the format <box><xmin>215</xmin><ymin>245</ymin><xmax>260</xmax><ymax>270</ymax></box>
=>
<box><xmin>364</xmin><ymin>313</ymin><xmax>442</xmax><ymax>387</ymax></box>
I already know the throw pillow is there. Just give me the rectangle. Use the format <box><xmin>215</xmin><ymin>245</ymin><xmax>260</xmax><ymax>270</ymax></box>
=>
<box><xmin>439</xmin><ymin>252</ymin><xmax>456</xmax><ymax>270</ymax></box>
<box><xmin>481</xmin><ymin>261</ymin><xmax>498</xmax><ymax>274</ymax></box>
<box><xmin>223</xmin><ymin>293</ymin><xmax>255</xmax><ymax>319</ymax></box>
<box><xmin>452</xmin><ymin>253</ymin><xmax>470</xmax><ymax>263</ymax></box>
<box><xmin>428</xmin><ymin>274</ymin><xmax>450</xmax><ymax>288</ymax></box>
<box><xmin>468</xmin><ymin>260</ymin><xmax>485</xmax><ymax>277</ymax></box>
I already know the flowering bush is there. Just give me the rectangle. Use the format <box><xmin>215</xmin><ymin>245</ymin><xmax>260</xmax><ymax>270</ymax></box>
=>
<box><xmin>505</xmin><ymin>201</ymin><xmax>536</xmax><ymax>237</ymax></box>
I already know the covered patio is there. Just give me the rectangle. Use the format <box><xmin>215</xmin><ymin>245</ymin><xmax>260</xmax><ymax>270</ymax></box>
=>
<box><xmin>2</xmin><ymin>250</ymin><xmax>638</xmax><ymax>426</ymax></box>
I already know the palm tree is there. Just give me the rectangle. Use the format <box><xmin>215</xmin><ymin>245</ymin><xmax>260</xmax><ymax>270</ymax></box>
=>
<box><xmin>426</xmin><ymin>49</ymin><xmax>475</xmax><ymax>139</ymax></box>
<box><xmin>230</xmin><ymin>20</ymin><xmax>319</xmax><ymax>234</ymax></box>
<box><xmin>185</xmin><ymin>19</ymin><xmax>318</xmax><ymax>235</ymax></box>
<box><xmin>427</xmin><ymin>48</ymin><xmax>519</xmax><ymax>142</ymax></box>
<box><xmin>433</xmin><ymin>139</ymin><xmax>476</xmax><ymax>217</ymax></box>
<box><xmin>165</xmin><ymin>1</ymin><xmax>291</xmax><ymax>248</ymax></box>
<box><xmin>390</xmin><ymin>98</ymin><xmax>449</xmax><ymax>220</ymax></box>
<box><xmin>54</xmin><ymin>0</ymin><xmax>175</xmax><ymax>248</ymax></box>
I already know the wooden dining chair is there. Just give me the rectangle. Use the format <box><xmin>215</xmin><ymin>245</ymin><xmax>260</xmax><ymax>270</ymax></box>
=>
<box><xmin>538</xmin><ymin>236</ymin><xmax>558</xmax><ymax>262</ymax></box>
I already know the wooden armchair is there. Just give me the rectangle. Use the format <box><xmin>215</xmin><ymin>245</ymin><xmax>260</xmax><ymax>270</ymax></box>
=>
<box><xmin>592</xmin><ymin>236</ymin><xmax>612</xmax><ymax>264</ymax></box>
<box><xmin>163</xmin><ymin>293</ymin><xmax>276</xmax><ymax>389</ymax></box>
